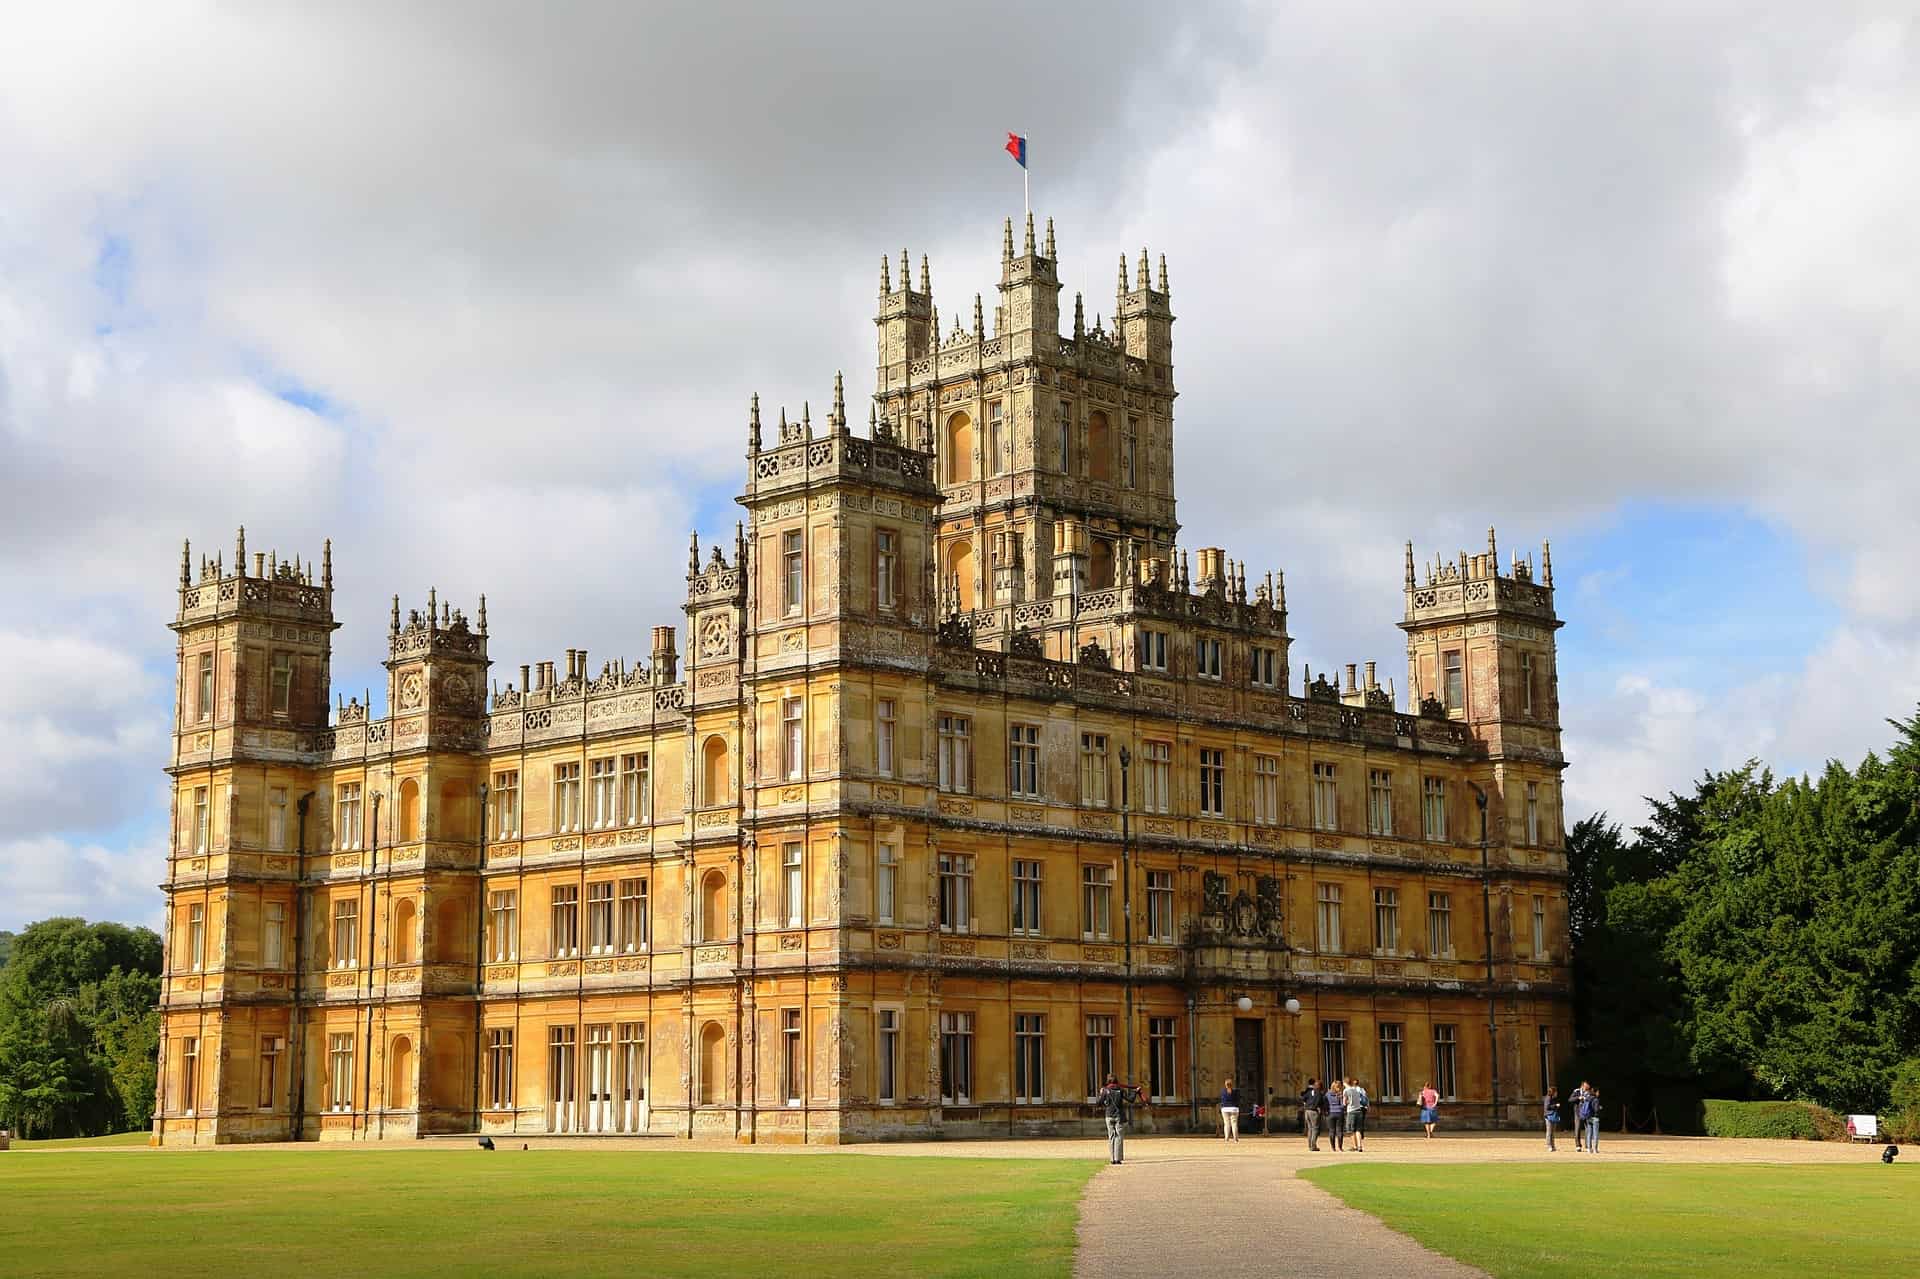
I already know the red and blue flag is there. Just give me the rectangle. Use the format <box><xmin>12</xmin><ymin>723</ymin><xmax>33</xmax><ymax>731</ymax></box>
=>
<box><xmin>1005</xmin><ymin>132</ymin><xmax>1027</xmax><ymax>169</ymax></box>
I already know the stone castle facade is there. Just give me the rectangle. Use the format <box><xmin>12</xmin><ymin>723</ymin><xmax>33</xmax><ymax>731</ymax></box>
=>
<box><xmin>155</xmin><ymin>216</ymin><xmax>1571</xmax><ymax>1144</ymax></box>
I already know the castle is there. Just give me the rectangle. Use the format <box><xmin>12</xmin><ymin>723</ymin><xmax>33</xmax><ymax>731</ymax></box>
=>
<box><xmin>155</xmin><ymin>216</ymin><xmax>1571</xmax><ymax>1144</ymax></box>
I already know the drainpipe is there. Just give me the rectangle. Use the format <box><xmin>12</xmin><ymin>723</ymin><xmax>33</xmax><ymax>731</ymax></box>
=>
<box><xmin>1120</xmin><ymin>746</ymin><xmax>1134</xmax><ymax>1090</ymax></box>
<box><xmin>360</xmin><ymin>791</ymin><xmax>382</xmax><ymax>1139</ymax></box>
<box><xmin>1186</xmin><ymin>992</ymin><xmax>1198</xmax><ymax>1132</ymax></box>
<box><xmin>1469</xmin><ymin>781</ymin><xmax>1498</xmax><ymax>1127</ymax></box>
<box><xmin>472</xmin><ymin>782</ymin><xmax>489</xmax><ymax>1130</ymax></box>
<box><xmin>289</xmin><ymin>792</ymin><xmax>313</xmax><ymax>1140</ymax></box>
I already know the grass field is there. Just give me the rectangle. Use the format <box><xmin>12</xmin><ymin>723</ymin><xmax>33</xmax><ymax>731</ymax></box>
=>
<box><xmin>0</xmin><ymin>1148</ymin><xmax>1095</xmax><ymax>1278</ymax></box>
<box><xmin>10</xmin><ymin>1131</ymin><xmax>150</xmax><ymax>1150</ymax></box>
<box><xmin>1302</xmin><ymin>1162</ymin><xmax>1920</xmax><ymax>1278</ymax></box>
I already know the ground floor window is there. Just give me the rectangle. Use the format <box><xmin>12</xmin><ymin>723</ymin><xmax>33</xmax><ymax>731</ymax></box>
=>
<box><xmin>1377</xmin><ymin>1023</ymin><xmax>1404</xmax><ymax>1100</ymax></box>
<box><xmin>1084</xmin><ymin>1014</ymin><xmax>1115</xmax><ymax>1099</ymax></box>
<box><xmin>940</xmin><ymin>1011</ymin><xmax>974</xmax><ymax>1105</ymax></box>
<box><xmin>486</xmin><ymin>1029</ymin><xmax>514</xmax><ymax>1110</ymax></box>
<box><xmin>327</xmin><ymin>1033</ymin><xmax>353</xmax><ymax>1112</ymax></box>
<box><xmin>1320</xmin><ymin>1021</ymin><xmax>1346</xmax><ymax>1086</ymax></box>
<box><xmin>618</xmin><ymin>1022</ymin><xmax>647</xmax><ymax>1131</ymax></box>
<box><xmin>877</xmin><ymin>1009</ymin><xmax>899</xmax><ymax>1103</ymax></box>
<box><xmin>1148</xmin><ymin>1017</ymin><xmax>1178</xmax><ymax>1102</ymax></box>
<box><xmin>180</xmin><ymin>1037</ymin><xmax>200</xmax><ymax>1115</ymax></box>
<box><xmin>1013</xmin><ymin>1014</ymin><xmax>1045</xmax><ymax>1103</ymax></box>
<box><xmin>548</xmin><ymin>1026</ymin><xmax>577</xmax><ymax>1132</ymax></box>
<box><xmin>1433</xmin><ymin>1024</ymin><xmax>1458</xmax><ymax>1100</ymax></box>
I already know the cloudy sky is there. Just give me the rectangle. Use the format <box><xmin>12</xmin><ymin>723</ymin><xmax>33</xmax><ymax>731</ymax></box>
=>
<box><xmin>4</xmin><ymin>2</ymin><xmax>1917</xmax><ymax>931</ymax></box>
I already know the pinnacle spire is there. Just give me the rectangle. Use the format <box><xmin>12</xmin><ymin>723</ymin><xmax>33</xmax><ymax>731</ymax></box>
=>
<box><xmin>1137</xmin><ymin>247</ymin><xmax>1150</xmax><ymax>289</ymax></box>
<box><xmin>1074</xmin><ymin>291</ymin><xmax>1085</xmax><ymax>339</ymax></box>
<box><xmin>477</xmin><ymin>593</ymin><xmax>487</xmax><ymax>634</ymax></box>
<box><xmin>1542</xmin><ymin>540</ymin><xmax>1554</xmax><ymax>587</ymax></box>
<box><xmin>831</xmin><ymin>370</ymin><xmax>846</xmax><ymax>432</ymax></box>
<box><xmin>1404</xmin><ymin>540</ymin><xmax>1415</xmax><ymax>589</ymax></box>
<box><xmin>390</xmin><ymin>593</ymin><xmax>400</xmax><ymax>635</ymax></box>
<box><xmin>802</xmin><ymin>400</ymin><xmax>812</xmax><ymax>438</ymax></box>
<box><xmin>972</xmin><ymin>293</ymin><xmax>984</xmax><ymax>336</ymax></box>
<box><xmin>919</xmin><ymin>254</ymin><xmax>930</xmax><ymax>293</ymax></box>
<box><xmin>322</xmin><ymin>538</ymin><xmax>333</xmax><ymax>590</ymax></box>
<box><xmin>749</xmin><ymin>392</ymin><xmax>762</xmax><ymax>451</ymax></box>
<box><xmin>880</xmin><ymin>254</ymin><xmax>891</xmax><ymax>294</ymax></box>
<box><xmin>235</xmin><ymin>525</ymin><xmax>246</xmax><ymax>572</ymax></box>
<box><xmin>900</xmin><ymin>248</ymin><xmax>910</xmax><ymax>291</ymax></box>
<box><xmin>1003</xmin><ymin>216</ymin><xmax>1014</xmax><ymax>260</ymax></box>
<box><xmin>1157</xmin><ymin>253</ymin><xmax>1168</xmax><ymax>293</ymax></box>
<box><xmin>689</xmin><ymin>531</ymin><xmax>700</xmax><ymax>574</ymax></box>
<box><xmin>1487</xmin><ymin>526</ymin><xmax>1498</xmax><ymax>568</ymax></box>
<box><xmin>1044</xmin><ymin>216</ymin><xmax>1056</xmax><ymax>258</ymax></box>
<box><xmin>1023</xmin><ymin>211</ymin><xmax>1035</xmax><ymax>255</ymax></box>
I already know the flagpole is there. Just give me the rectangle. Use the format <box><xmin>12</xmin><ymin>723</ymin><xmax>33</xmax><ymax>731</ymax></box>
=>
<box><xmin>1023</xmin><ymin>132</ymin><xmax>1030</xmax><ymax>216</ymax></box>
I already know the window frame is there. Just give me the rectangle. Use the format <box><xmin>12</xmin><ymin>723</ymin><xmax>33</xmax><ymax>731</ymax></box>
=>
<box><xmin>1008</xmin><ymin>723</ymin><xmax>1041</xmax><ymax>799</ymax></box>
<box><xmin>782</xmin><ymin>528</ymin><xmax>804</xmax><ymax>616</ymax></box>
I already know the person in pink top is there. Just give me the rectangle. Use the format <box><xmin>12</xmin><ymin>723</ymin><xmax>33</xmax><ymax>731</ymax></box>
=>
<box><xmin>1417</xmin><ymin>1082</ymin><xmax>1440</xmax><ymax>1138</ymax></box>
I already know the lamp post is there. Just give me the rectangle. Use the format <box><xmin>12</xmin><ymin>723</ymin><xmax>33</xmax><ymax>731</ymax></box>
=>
<box><xmin>1119</xmin><ymin>745</ymin><xmax>1134</xmax><ymax>1088</ymax></box>
<box><xmin>1468</xmin><ymin>781</ymin><xmax>1498</xmax><ymax>1127</ymax></box>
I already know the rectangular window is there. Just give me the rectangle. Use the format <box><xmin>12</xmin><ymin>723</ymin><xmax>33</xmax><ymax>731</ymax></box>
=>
<box><xmin>782</xmin><ymin>1010</ymin><xmax>803</xmax><ymax>1105</ymax></box>
<box><xmin>548</xmin><ymin>1026</ymin><xmax>577</xmax><ymax>1132</ymax></box>
<box><xmin>586</xmin><ymin>881</ymin><xmax>614</xmax><ymax>954</ymax></box>
<box><xmin>876</xmin><ymin>529</ymin><xmax>898</xmax><ymax>609</ymax></box>
<box><xmin>876</xmin><ymin>842</ymin><xmax>898</xmax><ymax>925</ymax></box>
<box><xmin>1443</xmin><ymin>650</ymin><xmax>1464</xmax><ymax>710</ymax></box>
<box><xmin>1374</xmin><ymin>887</ymin><xmax>1400</xmax><ymax>952</ymax></box>
<box><xmin>1532</xmin><ymin>894</ymin><xmax>1548</xmax><ymax>957</ymax></box>
<box><xmin>493</xmin><ymin>771</ymin><xmax>520</xmax><ymax>839</ymax></box>
<box><xmin>1081</xmin><ymin>864</ymin><xmax>1113</xmax><ymax>939</ymax></box>
<box><xmin>875</xmin><ymin>699</ymin><xmax>896</xmax><ymax>776</ymax></box>
<box><xmin>550</xmin><ymin>885</ymin><xmax>580</xmax><ymax>958</ymax></box>
<box><xmin>552</xmin><ymin>762</ymin><xmax>581</xmax><ymax>834</ymax></box>
<box><xmin>1008</xmin><ymin>723</ymin><xmax>1041</xmax><ymax>798</ymax></box>
<box><xmin>588</xmin><ymin>758</ymin><xmax>617</xmax><ymax>831</ymax></box>
<box><xmin>616</xmin><ymin>1022</ymin><xmax>645</xmax><ymax>1131</ymax></box>
<box><xmin>1014</xmin><ymin>1013</ymin><xmax>1045</xmax><ymax>1104</ymax></box>
<box><xmin>782</xmin><ymin>842</ymin><xmax>804</xmax><ymax>929</ymax></box>
<box><xmin>1081</xmin><ymin>733</ymin><xmax>1110</xmax><ymax>809</ymax></box>
<box><xmin>619</xmin><ymin>878</ymin><xmax>648</xmax><ymax>952</ymax></box>
<box><xmin>1198</xmin><ymin>748</ymin><xmax>1225</xmax><ymax>817</ymax></box>
<box><xmin>489</xmin><ymin>890</ymin><xmax>518</xmax><ymax>962</ymax></box>
<box><xmin>331</xmin><ymin>899</ymin><xmax>357</xmax><ymax>969</ymax></box>
<box><xmin>1149</xmin><ymin>1016</ymin><xmax>1178</xmax><ymax>1102</ymax></box>
<box><xmin>1525</xmin><ymin>781</ymin><xmax>1540</xmax><ymax>845</ymax></box>
<box><xmin>1253</xmin><ymin>755</ymin><xmax>1280</xmax><ymax>826</ymax></box>
<box><xmin>262</xmin><ymin>901</ymin><xmax>285</xmax><ymax>968</ymax></box>
<box><xmin>1312</xmin><ymin>762</ymin><xmax>1338</xmax><ymax>832</ymax></box>
<box><xmin>1147</xmin><ymin>869</ymin><xmax>1175</xmax><ymax>943</ymax></box>
<box><xmin>1378</xmin><ymin>1024</ymin><xmax>1404</xmax><ymax>1101</ymax></box>
<box><xmin>1055</xmin><ymin>400</ymin><xmax>1074</xmax><ymax>473</ymax></box>
<box><xmin>258</xmin><ymin>1035</ymin><xmax>283</xmax><ymax>1109</ymax></box>
<box><xmin>1320</xmin><ymin>1021</ymin><xmax>1346</xmax><ymax>1087</ymax></box>
<box><xmin>195</xmin><ymin>652</ymin><xmax>214</xmax><ymax>723</ymax></box>
<box><xmin>1141</xmin><ymin>741</ymin><xmax>1172</xmax><ymax>813</ymax></box>
<box><xmin>1083</xmin><ymin>1014</ymin><xmax>1115</xmax><ymax>1099</ymax></box>
<box><xmin>179</xmin><ymin>1036</ymin><xmax>201</xmax><ymax>1114</ymax></box>
<box><xmin>1423</xmin><ymin>776</ymin><xmax>1448</xmax><ymax>842</ymax></box>
<box><xmin>1250</xmin><ymin>646</ymin><xmax>1280</xmax><ymax>688</ymax></box>
<box><xmin>267</xmin><ymin>787</ymin><xmax>288</xmax><ymax>852</ymax></box>
<box><xmin>270</xmin><ymin>651</ymin><xmax>293</xmax><ymax>716</ymax></box>
<box><xmin>937</xmin><ymin>852</ymin><xmax>973</xmax><ymax>934</ymax></box>
<box><xmin>1195</xmin><ymin>637</ymin><xmax>1222</xmax><ymax>680</ymax></box>
<box><xmin>192</xmin><ymin>785</ymin><xmax>211</xmax><ymax>854</ymax></box>
<box><xmin>336</xmin><ymin>781</ymin><xmax>362</xmax><ymax>851</ymax></box>
<box><xmin>1122</xmin><ymin>436</ymin><xmax>1137</xmax><ymax>489</ymax></box>
<box><xmin>1433</xmin><ymin>1025</ymin><xmax>1459</xmax><ymax>1100</ymax></box>
<box><xmin>1315</xmin><ymin>883</ymin><xmax>1343</xmax><ymax>952</ymax></box>
<box><xmin>939</xmin><ymin>1011</ymin><xmax>975</xmax><ymax>1105</ymax></box>
<box><xmin>1428</xmin><ymin>892</ymin><xmax>1454</xmax><ymax>956</ymax></box>
<box><xmin>781</xmin><ymin>697</ymin><xmax>804</xmax><ymax>781</ymax></box>
<box><xmin>587</xmin><ymin>1024</ymin><xmax>616</xmax><ymax>1134</ymax></box>
<box><xmin>327</xmin><ymin>1033</ymin><xmax>354</xmax><ymax>1112</ymax></box>
<box><xmin>621</xmin><ymin>754</ymin><xmax>649</xmax><ymax>826</ymax></box>
<box><xmin>1367</xmin><ymin>769</ymin><xmax>1393</xmax><ymax>837</ymax></box>
<box><xmin>782</xmin><ymin>529</ymin><xmax>804</xmax><ymax>616</ymax></box>
<box><xmin>486</xmin><ymin>1028</ymin><xmax>515</xmax><ymax>1110</ymax></box>
<box><xmin>187</xmin><ymin>902</ymin><xmax>207</xmax><ymax>972</ymax></box>
<box><xmin>1011</xmin><ymin>859</ymin><xmax>1043</xmax><ymax>935</ymax></box>
<box><xmin>1538</xmin><ymin>1026</ymin><xmax>1554</xmax><ymax>1095</ymax></box>
<box><xmin>877</xmin><ymin>1009</ymin><xmax>900</xmax><ymax>1103</ymax></box>
<box><xmin>987</xmin><ymin>400</ymin><xmax>1005</xmax><ymax>476</ymax></box>
<box><xmin>1519</xmin><ymin>651</ymin><xmax>1535</xmax><ymax>714</ymax></box>
<box><xmin>937</xmin><ymin>714</ymin><xmax>971</xmax><ymax>793</ymax></box>
<box><xmin>1137</xmin><ymin>629</ymin><xmax>1168</xmax><ymax>672</ymax></box>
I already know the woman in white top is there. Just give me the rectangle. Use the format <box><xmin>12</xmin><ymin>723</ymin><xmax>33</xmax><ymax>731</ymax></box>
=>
<box><xmin>1219</xmin><ymin>1077</ymin><xmax>1240</xmax><ymax>1141</ymax></box>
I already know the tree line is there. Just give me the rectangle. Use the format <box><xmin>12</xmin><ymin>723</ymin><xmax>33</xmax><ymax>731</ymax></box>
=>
<box><xmin>0</xmin><ymin>918</ymin><xmax>162</xmax><ymax>1139</ymax></box>
<box><xmin>1567</xmin><ymin>712</ymin><xmax>1920</xmax><ymax>1132</ymax></box>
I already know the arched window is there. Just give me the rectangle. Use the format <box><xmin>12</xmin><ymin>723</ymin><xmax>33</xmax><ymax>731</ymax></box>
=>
<box><xmin>397</xmin><ymin>778</ymin><xmax>421</xmax><ymax>842</ymax></box>
<box><xmin>1087</xmin><ymin>412</ymin><xmax>1113</xmax><ymax>484</ymax></box>
<box><xmin>945</xmin><ymin>540</ymin><xmax>976</xmax><ymax>612</ymax></box>
<box><xmin>700</xmin><ymin>869</ymin><xmax>730</xmax><ymax>942</ymax></box>
<box><xmin>392</xmin><ymin>897</ymin><xmax>417</xmax><ymax>964</ymax></box>
<box><xmin>1089</xmin><ymin>539</ymin><xmax>1115</xmax><ymax>590</ymax></box>
<box><xmin>388</xmin><ymin>1036</ymin><xmax>413</xmax><ymax>1109</ymax></box>
<box><xmin>944</xmin><ymin>412</ymin><xmax>974</xmax><ymax>485</ymax></box>
<box><xmin>698</xmin><ymin>1022</ymin><xmax>727</xmax><ymax>1105</ymax></box>
<box><xmin>701</xmin><ymin>736</ymin><xmax>729</xmax><ymax>807</ymax></box>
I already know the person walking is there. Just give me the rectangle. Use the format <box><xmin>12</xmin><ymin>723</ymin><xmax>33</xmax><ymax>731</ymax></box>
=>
<box><xmin>1543</xmin><ymin>1086</ymin><xmax>1561</xmax><ymax>1152</ymax></box>
<box><xmin>1343</xmin><ymin>1078</ymin><xmax>1369</xmax><ymax>1152</ymax></box>
<box><xmin>1570</xmin><ymin>1082</ymin><xmax>1591</xmax><ymax>1151</ymax></box>
<box><xmin>1325</xmin><ymin>1075</ymin><xmax>1346</xmax><ymax>1151</ymax></box>
<box><xmin>1583</xmin><ymin>1086</ymin><xmax>1603</xmax><ymax>1153</ymax></box>
<box><xmin>1301</xmin><ymin>1078</ymin><xmax>1323</xmax><ymax>1151</ymax></box>
<box><xmin>1096</xmin><ymin>1073</ymin><xmax>1143</xmax><ymax>1165</ymax></box>
<box><xmin>1417</xmin><ymin>1081</ymin><xmax>1440</xmax><ymax>1138</ymax></box>
<box><xmin>1219</xmin><ymin>1077</ymin><xmax>1240</xmax><ymax>1142</ymax></box>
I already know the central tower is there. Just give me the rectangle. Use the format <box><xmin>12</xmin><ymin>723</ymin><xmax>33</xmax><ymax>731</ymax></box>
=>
<box><xmin>872</xmin><ymin>217</ymin><xmax>1179</xmax><ymax>658</ymax></box>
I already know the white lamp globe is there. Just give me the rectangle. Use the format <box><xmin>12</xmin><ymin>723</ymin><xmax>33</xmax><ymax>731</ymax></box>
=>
<box><xmin>1235</xmin><ymin>995</ymin><xmax>1254</xmax><ymax>1012</ymax></box>
<box><xmin>1284</xmin><ymin>998</ymin><xmax>1302</xmax><ymax>1016</ymax></box>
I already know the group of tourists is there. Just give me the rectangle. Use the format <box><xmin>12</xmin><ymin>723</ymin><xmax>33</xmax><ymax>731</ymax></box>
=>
<box><xmin>1544</xmin><ymin>1081</ymin><xmax>1604</xmax><ymax>1152</ymax></box>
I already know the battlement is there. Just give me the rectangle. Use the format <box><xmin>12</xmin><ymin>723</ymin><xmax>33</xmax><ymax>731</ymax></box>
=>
<box><xmin>744</xmin><ymin>375</ymin><xmax>938</xmax><ymax>499</ymax></box>
<box><xmin>1403</xmin><ymin>528</ymin><xmax>1558</xmax><ymax>627</ymax></box>
<box><xmin>386</xmin><ymin>588</ymin><xmax>487</xmax><ymax>662</ymax></box>
<box><xmin>173</xmin><ymin>527</ymin><xmax>335</xmax><ymax>630</ymax></box>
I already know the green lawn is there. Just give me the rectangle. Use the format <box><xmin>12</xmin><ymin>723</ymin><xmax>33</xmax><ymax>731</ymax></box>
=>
<box><xmin>0</xmin><ymin>1148</ymin><xmax>1096</xmax><ymax>1278</ymax></box>
<box><xmin>10</xmin><ymin>1131</ymin><xmax>150</xmax><ymax>1149</ymax></box>
<box><xmin>1302</xmin><ymin>1162</ymin><xmax>1920</xmax><ymax>1278</ymax></box>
